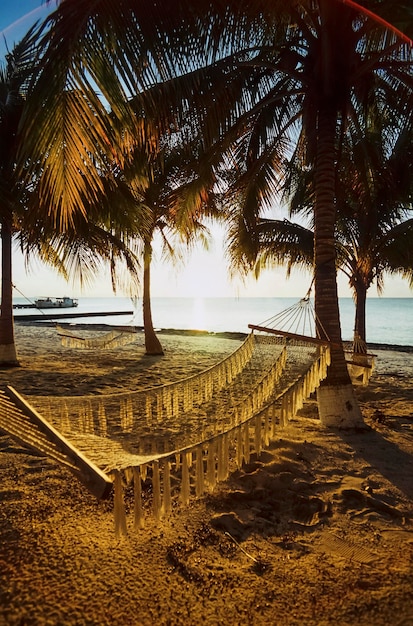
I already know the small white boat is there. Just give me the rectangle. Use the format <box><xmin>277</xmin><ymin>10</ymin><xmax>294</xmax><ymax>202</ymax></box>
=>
<box><xmin>35</xmin><ymin>297</ymin><xmax>78</xmax><ymax>309</ymax></box>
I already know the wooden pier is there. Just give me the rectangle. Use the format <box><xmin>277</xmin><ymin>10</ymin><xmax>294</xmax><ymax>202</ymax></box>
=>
<box><xmin>14</xmin><ymin>310</ymin><xmax>133</xmax><ymax>321</ymax></box>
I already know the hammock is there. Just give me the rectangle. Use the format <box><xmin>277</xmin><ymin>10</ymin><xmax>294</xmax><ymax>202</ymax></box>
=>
<box><xmin>344</xmin><ymin>332</ymin><xmax>376</xmax><ymax>386</ymax></box>
<box><xmin>0</xmin><ymin>386</ymin><xmax>112</xmax><ymax>499</ymax></box>
<box><xmin>56</xmin><ymin>297</ymin><xmax>140</xmax><ymax>349</ymax></box>
<box><xmin>56</xmin><ymin>324</ymin><xmax>138</xmax><ymax>350</ymax></box>
<box><xmin>252</xmin><ymin>294</ymin><xmax>375</xmax><ymax>386</ymax></box>
<box><xmin>0</xmin><ymin>324</ymin><xmax>330</xmax><ymax>536</ymax></box>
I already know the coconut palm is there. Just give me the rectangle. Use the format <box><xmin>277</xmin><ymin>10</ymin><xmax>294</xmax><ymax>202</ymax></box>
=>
<box><xmin>244</xmin><ymin>124</ymin><xmax>413</xmax><ymax>347</ymax></box>
<box><xmin>0</xmin><ymin>31</ymin><xmax>145</xmax><ymax>366</ymax></box>
<box><xmin>242</xmin><ymin>207</ymin><xmax>413</xmax><ymax>347</ymax></box>
<box><xmin>195</xmin><ymin>1</ymin><xmax>413</xmax><ymax>426</ymax></box>
<box><xmin>334</xmin><ymin>112</ymin><xmax>413</xmax><ymax>343</ymax></box>
<box><xmin>121</xmin><ymin>131</ymin><xmax>226</xmax><ymax>355</ymax></box>
<box><xmin>277</xmin><ymin>104</ymin><xmax>413</xmax><ymax>345</ymax></box>
<box><xmin>21</xmin><ymin>0</ymin><xmax>413</xmax><ymax>426</ymax></box>
<box><xmin>0</xmin><ymin>27</ymin><xmax>41</xmax><ymax>365</ymax></box>
<box><xmin>3</xmin><ymin>27</ymin><xmax>223</xmax><ymax>363</ymax></box>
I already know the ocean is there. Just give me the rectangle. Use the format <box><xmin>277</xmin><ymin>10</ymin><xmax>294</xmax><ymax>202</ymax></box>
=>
<box><xmin>12</xmin><ymin>296</ymin><xmax>413</xmax><ymax>347</ymax></box>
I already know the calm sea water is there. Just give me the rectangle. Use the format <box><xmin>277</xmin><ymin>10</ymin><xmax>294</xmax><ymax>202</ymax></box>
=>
<box><xmin>13</xmin><ymin>296</ymin><xmax>413</xmax><ymax>347</ymax></box>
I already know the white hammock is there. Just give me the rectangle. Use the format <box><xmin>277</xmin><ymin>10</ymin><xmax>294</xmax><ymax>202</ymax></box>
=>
<box><xmin>56</xmin><ymin>324</ymin><xmax>138</xmax><ymax>349</ymax></box>
<box><xmin>345</xmin><ymin>333</ymin><xmax>376</xmax><ymax>386</ymax></box>
<box><xmin>253</xmin><ymin>294</ymin><xmax>376</xmax><ymax>386</ymax></box>
<box><xmin>0</xmin><ymin>326</ymin><xmax>330</xmax><ymax>536</ymax></box>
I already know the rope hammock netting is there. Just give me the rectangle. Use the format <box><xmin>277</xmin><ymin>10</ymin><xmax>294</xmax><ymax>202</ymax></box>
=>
<box><xmin>249</xmin><ymin>293</ymin><xmax>375</xmax><ymax>385</ymax></box>
<box><xmin>55</xmin><ymin>295</ymin><xmax>140</xmax><ymax>350</ymax></box>
<box><xmin>345</xmin><ymin>331</ymin><xmax>376</xmax><ymax>386</ymax></box>
<box><xmin>56</xmin><ymin>324</ymin><xmax>137</xmax><ymax>350</ymax></box>
<box><xmin>1</xmin><ymin>295</ymin><xmax>373</xmax><ymax>535</ymax></box>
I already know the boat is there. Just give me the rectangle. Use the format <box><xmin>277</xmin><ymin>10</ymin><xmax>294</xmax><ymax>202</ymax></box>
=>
<box><xmin>34</xmin><ymin>297</ymin><xmax>78</xmax><ymax>309</ymax></box>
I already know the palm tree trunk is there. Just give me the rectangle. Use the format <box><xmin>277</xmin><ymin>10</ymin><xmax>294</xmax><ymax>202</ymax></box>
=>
<box><xmin>0</xmin><ymin>214</ymin><xmax>19</xmax><ymax>366</ymax></box>
<box><xmin>314</xmin><ymin>107</ymin><xmax>363</xmax><ymax>428</ymax></box>
<box><xmin>351</xmin><ymin>283</ymin><xmax>370</xmax><ymax>372</ymax></box>
<box><xmin>143</xmin><ymin>239</ymin><xmax>164</xmax><ymax>356</ymax></box>
<box><xmin>354</xmin><ymin>283</ymin><xmax>367</xmax><ymax>344</ymax></box>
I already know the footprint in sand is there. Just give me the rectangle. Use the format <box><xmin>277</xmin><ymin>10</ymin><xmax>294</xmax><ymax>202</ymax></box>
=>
<box><xmin>334</xmin><ymin>476</ymin><xmax>405</xmax><ymax>521</ymax></box>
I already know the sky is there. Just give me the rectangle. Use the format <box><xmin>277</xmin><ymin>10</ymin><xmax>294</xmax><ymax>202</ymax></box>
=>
<box><xmin>0</xmin><ymin>1</ymin><xmax>55</xmax><ymax>55</ymax></box>
<box><xmin>1</xmin><ymin>2</ymin><xmax>412</xmax><ymax>300</ymax></box>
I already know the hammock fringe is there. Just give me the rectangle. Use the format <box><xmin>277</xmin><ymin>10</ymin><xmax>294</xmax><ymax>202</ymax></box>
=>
<box><xmin>57</xmin><ymin>325</ymin><xmax>137</xmax><ymax>350</ymax></box>
<box><xmin>112</xmin><ymin>344</ymin><xmax>330</xmax><ymax>536</ymax></box>
<box><xmin>1</xmin><ymin>328</ymin><xmax>334</xmax><ymax>536</ymax></box>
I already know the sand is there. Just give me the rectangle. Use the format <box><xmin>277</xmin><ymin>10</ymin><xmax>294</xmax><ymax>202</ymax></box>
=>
<box><xmin>0</xmin><ymin>322</ymin><xmax>412</xmax><ymax>626</ymax></box>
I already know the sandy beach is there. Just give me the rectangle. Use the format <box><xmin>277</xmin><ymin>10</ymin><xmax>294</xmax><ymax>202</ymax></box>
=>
<box><xmin>0</xmin><ymin>322</ymin><xmax>412</xmax><ymax>626</ymax></box>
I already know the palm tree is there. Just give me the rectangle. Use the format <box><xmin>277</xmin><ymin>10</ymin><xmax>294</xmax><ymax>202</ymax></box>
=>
<box><xmin>267</xmin><ymin>104</ymin><xmax>413</xmax><ymax>345</ymax></box>
<box><xmin>21</xmin><ymin>0</ymin><xmax>413</xmax><ymax>427</ymax></box>
<box><xmin>122</xmin><ymin>133</ymin><xmax>225</xmax><ymax>355</ymax></box>
<box><xmin>335</xmin><ymin>112</ymin><xmax>413</xmax><ymax>343</ymax></box>
<box><xmin>0</xmin><ymin>32</ymin><xmax>145</xmax><ymax>367</ymax></box>
<box><xmin>2</xmin><ymin>29</ymin><xmax>223</xmax><ymax>362</ymax></box>
<box><xmin>0</xmin><ymin>27</ymin><xmax>40</xmax><ymax>365</ymax></box>
<box><xmin>196</xmin><ymin>1</ymin><xmax>413</xmax><ymax>426</ymax></box>
<box><xmin>241</xmin><ymin>207</ymin><xmax>413</xmax><ymax>348</ymax></box>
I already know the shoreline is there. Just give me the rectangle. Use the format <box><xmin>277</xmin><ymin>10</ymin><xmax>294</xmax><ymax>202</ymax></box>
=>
<box><xmin>14</xmin><ymin>318</ymin><xmax>413</xmax><ymax>352</ymax></box>
<box><xmin>15</xmin><ymin>319</ymin><xmax>248</xmax><ymax>342</ymax></box>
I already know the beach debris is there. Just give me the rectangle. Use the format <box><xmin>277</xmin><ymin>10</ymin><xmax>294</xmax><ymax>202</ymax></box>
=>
<box><xmin>372</xmin><ymin>408</ymin><xmax>386</xmax><ymax>424</ymax></box>
<box><xmin>210</xmin><ymin>512</ymin><xmax>246</xmax><ymax>540</ymax></box>
<box><xmin>224</xmin><ymin>531</ymin><xmax>271</xmax><ymax>573</ymax></box>
<box><xmin>316</xmin><ymin>532</ymin><xmax>376</xmax><ymax>564</ymax></box>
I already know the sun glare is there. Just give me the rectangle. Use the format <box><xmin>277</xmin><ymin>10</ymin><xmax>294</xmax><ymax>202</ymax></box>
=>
<box><xmin>2</xmin><ymin>7</ymin><xmax>42</xmax><ymax>35</ymax></box>
<box><xmin>0</xmin><ymin>3</ymin><xmax>58</xmax><ymax>48</ymax></box>
<box><xmin>190</xmin><ymin>297</ymin><xmax>207</xmax><ymax>331</ymax></box>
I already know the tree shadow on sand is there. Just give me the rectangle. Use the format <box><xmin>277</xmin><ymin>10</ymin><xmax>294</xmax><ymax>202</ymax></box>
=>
<box><xmin>338</xmin><ymin>421</ymin><xmax>413</xmax><ymax>501</ymax></box>
<box><xmin>203</xmin><ymin>419</ymin><xmax>413</xmax><ymax>545</ymax></box>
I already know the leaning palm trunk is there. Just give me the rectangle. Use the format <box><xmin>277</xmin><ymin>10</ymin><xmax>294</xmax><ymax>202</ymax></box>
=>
<box><xmin>143</xmin><ymin>240</ymin><xmax>164</xmax><ymax>356</ymax></box>
<box><xmin>0</xmin><ymin>214</ymin><xmax>19</xmax><ymax>366</ymax></box>
<box><xmin>354</xmin><ymin>282</ymin><xmax>368</xmax><ymax>344</ymax></box>
<box><xmin>314</xmin><ymin>108</ymin><xmax>363</xmax><ymax>428</ymax></box>
<box><xmin>351</xmin><ymin>283</ymin><xmax>372</xmax><ymax>368</ymax></box>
